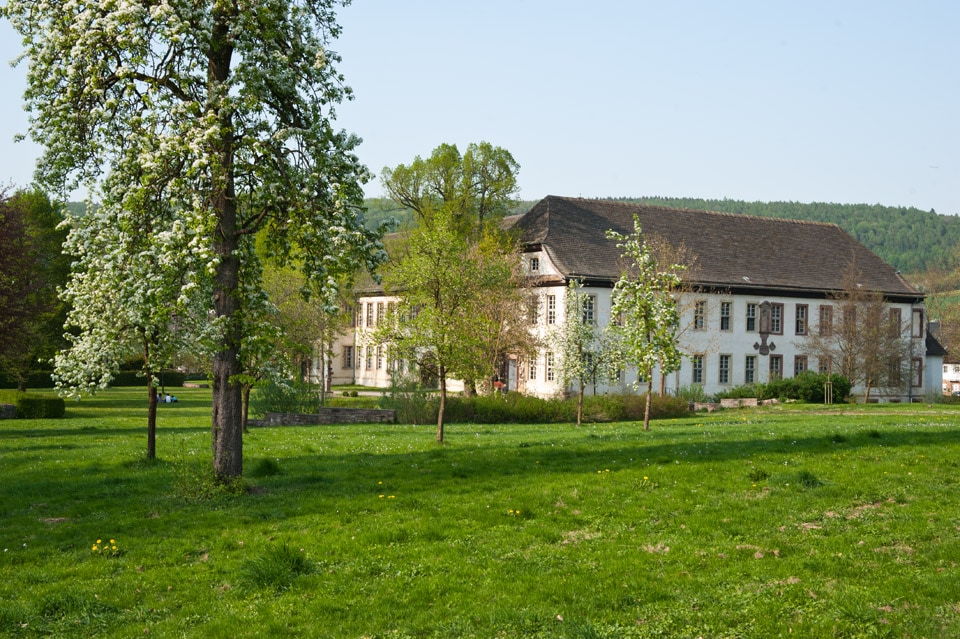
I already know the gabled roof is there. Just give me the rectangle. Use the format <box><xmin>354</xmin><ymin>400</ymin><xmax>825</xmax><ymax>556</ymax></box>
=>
<box><xmin>515</xmin><ymin>196</ymin><xmax>921</xmax><ymax>301</ymax></box>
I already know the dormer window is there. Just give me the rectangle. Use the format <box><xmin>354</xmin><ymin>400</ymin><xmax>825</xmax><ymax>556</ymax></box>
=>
<box><xmin>530</xmin><ymin>257</ymin><xmax>540</xmax><ymax>272</ymax></box>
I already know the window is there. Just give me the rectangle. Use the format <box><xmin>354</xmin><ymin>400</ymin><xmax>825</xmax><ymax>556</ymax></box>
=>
<box><xmin>528</xmin><ymin>358</ymin><xmax>537</xmax><ymax>381</ymax></box>
<box><xmin>376</xmin><ymin>302</ymin><xmax>385</xmax><ymax>325</ymax></box>
<box><xmin>746</xmin><ymin>303</ymin><xmax>757</xmax><ymax>332</ymax></box>
<box><xmin>912</xmin><ymin>357</ymin><xmax>923</xmax><ymax>387</ymax></box>
<box><xmin>794</xmin><ymin>355</ymin><xmax>807</xmax><ymax>376</ymax></box>
<box><xmin>694</xmin><ymin>300</ymin><xmax>706</xmax><ymax>330</ymax></box>
<box><xmin>912</xmin><ymin>308</ymin><xmax>924</xmax><ymax>338</ymax></box>
<box><xmin>842</xmin><ymin>305</ymin><xmax>856</xmax><ymax>334</ymax></box>
<box><xmin>720</xmin><ymin>302</ymin><xmax>731</xmax><ymax>331</ymax></box>
<box><xmin>718</xmin><ymin>354</ymin><xmax>731</xmax><ymax>385</ymax></box>
<box><xmin>365</xmin><ymin>346</ymin><xmax>373</xmax><ymax>370</ymax></box>
<box><xmin>583</xmin><ymin>295</ymin><xmax>597</xmax><ymax>324</ymax></box>
<box><xmin>795</xmin><ymin>305</ymin><xmax>808</xmax><ymax>335</ymax></box>
<box><xmin>745</xmin><ymin>355</ymin><xmax>756</xmax><ymax>384</ymax></box>
<box><xmin>355</xmin><ymin>306</ymin><xmax>362</xmax><ymax>328</ymax></box>
<box><xmin>547</xmin><ymin>295</ymin><xmax>557</xmax><ymax>325</ymax></box>
<box><xmin>546</xmin><ymin>352</ymin><xmax>555</xmax><ymax>381</ymax></box>
<box><xmin>342</xmin><ymin>346</ymin><xmax>354</xmax><ymax>370</ymax></box>
<box><xmin>888</xmin><ymin>357</ymin><xmax>903</xmax><ymax>386</ymax></box>
<box><xmin>819</xmin><ymin>356</ymin><xmax>833</xmax><ymax>374</ymax></box>
<box><xmin>769</xmin><ymin>355</ymin><xmax>783</xmax><ymax>380</ymax></box>
<box><xmin>770</xmin><ymin>303</ymin><xmax>783</xmax><ymax>334</ymax></box>
<box><xmin>528</xmin><ymin>295</ymin><xmax>540</xmax><ymax>325</ymax></box>
<box><xmin>366</xmin><ymin>303</ymin><xmax>374</xmax><ymax>328</ymax></box>
<box><xmin>692</xmin><ymin>354</ymin><xmax>704</xmax><ymax>384</ymax></box>
<box><xmin>530</xmin><ymin>257</ymin><xmax>540</xmax><ymax>272</ymax></box>
<box><xmin>376</xmin><ymin>345</ymin><xmax>383</xmax><ymax>370</ymax></box>
<box><xmin>888</xmin><ymin>308</ymin><xmax>902</xmax><ymax>339</ymax></box>
<box><xmin>819</xmin><ymin>305</ymin><xmax>833</xmax><ymax>337</ymax></box>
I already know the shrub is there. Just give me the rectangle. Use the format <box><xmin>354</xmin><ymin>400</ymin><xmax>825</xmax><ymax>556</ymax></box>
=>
<box><xmin>0</xmin><ymin>391</ymin><xmax>65</xmax><ymax>419</ymax></box>
<box><xmin>249</xmin><ymin>379</ymin><xmax>318</xmax><ymax>418</ymax></box>
<box><xmin>714</xmin><ymin>373</ymin><xmax>850</xmax><ymax>404</ymax></box>
<box><xmin>377</xmin><ymin>373</ymin><xmax>436</xmax><ymax>424</ymax></box>
<box><xmin>674</xmin><ymin>384</ymin><xmax>709</xmax><ymax>402</ymax></box>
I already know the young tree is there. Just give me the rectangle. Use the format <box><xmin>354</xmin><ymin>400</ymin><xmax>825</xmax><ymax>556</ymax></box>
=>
<box><xmin>376</xmin><ymin>210</ymin><xmax>523</xmax><ymax>442</ymax></box>
<box><xmin>804</xmin><ymin>269</ymin><xmax>913</xmax><ymax>402</ymax></box>
<box><xmin>4</xmin><ymin>2</ymin><xmax>383</xmax><ymax>481</ymax></box>
<box><xmin>552</xmin><ymin>281</ymin><xmax>603</xmax><ymax>426</ymax></box>
<box><xmin>54</xmin><ymin>195</ymin><xmax>207</xmax><ymax>460</ymax></box>
<box><xmin>606</xmin><ymin>216</ymin><xmax>686</xmax><ymax>431</ymax></box>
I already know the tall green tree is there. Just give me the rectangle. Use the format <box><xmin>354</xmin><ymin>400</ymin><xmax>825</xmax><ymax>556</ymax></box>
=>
<box><xmin>606</xmin><ymin>216</ymin><xmax>686</xmax><ymax>431</ymax></box>
<box><xmin>0</xmin><ymin>189</ymin><xmax>69</xmax><ymax>390</ymax></box>
<box><xmin>380</xmin><ymin>141</ymin><xmax>520</xmax><ymax>234</ymax></box>
<box><xmin>4</xmin><ymin>1</ymin><xmax>383</xmax><ymax>481</ymax></box>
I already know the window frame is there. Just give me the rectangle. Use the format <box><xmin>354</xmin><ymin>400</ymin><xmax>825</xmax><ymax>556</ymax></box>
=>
<box><xmin>718</xmin><ymin>354</ymin><xmax>731</xmax><ymax>385</ymax></box>
<box><xmin>795</xmin><ymin>304</ymin><xmax>808</xmax><ymax>335</ymax></box>
<box><xmin>720</xmin><ymin>301</ymin><xmax>732</xmax><ymax>331</ymax></box>
<box><xmin>746</xmin><ymin>303</ymin><xmax>757</xmax><ymax>332</ymax></box>
<box><xmin>769</xmin><ymin>354</ymin><xmax>783</xmax><ymax>380</ymax></box>
<box><xmin>818</xmin><ymin>305</ymin><xmax>833</xmax><ymax>337</ymax></box>
<box><xmin>794</xmin><ymin>355</ymin><xmax>808</xmax><ymax>377</ymax></box>
<box><xmin>693</xmin><ymin>300</ymin><xmax>706</xmax><ymax>330</ymax></box>
<box><xmin>692</xmin><ymin>354</ymin><xmax>704</xmax><ymax>384</ymax></box>
<box><xmin>744</xmin><ymin>355</ymin><xmax>756</xmax><ymax>384</ymax></box>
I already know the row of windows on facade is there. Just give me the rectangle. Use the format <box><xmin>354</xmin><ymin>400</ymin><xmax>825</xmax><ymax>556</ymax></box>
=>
<box><xmin>527</xmin><ymin>295</ymin><xmax>924</xmax><ymax>339</ymax></box>
<box><xmin>341</xmin><ymin>343</ymin><xmax>924</xmax><ymax>389</ymax></box>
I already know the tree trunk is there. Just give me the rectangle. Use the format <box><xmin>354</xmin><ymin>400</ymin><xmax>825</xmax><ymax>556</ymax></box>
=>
<box><xmin>643</xmin><ymin>376</ymin><xmax>653</xmax><ymax>431</ymax></box>
<box><xmin>436</xmin><ymin>364</ymin><xmax>446</xmax><ymax>443</ymax></box>
<box><xmin>209</xmin><ymin>8</ymin><xmax>243</xmax><ymax>482</ymax></box>
<box><xmin>241</xmin><ymin>383</ymin><xmax>251</xmax><ymax>433</ymax></box>
<box><xmin>146</xmin><ymin>378</ymin><xmax>157</xmax><ymax>460</ymax></box>
<box><xmin>577</xmin><ymin>379</ymin><xmax>584</xmax><ymax>426</ymax></box>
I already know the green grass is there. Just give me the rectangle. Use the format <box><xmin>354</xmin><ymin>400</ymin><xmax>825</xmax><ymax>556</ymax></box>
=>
<box><xmin>2</xmin><ymin>388</ymin><xmax>960</xmax><ymax>637</ymax></box>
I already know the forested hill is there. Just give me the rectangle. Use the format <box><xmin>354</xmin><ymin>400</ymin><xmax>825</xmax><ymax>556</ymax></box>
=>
<box><xmin>621</xmin><ymin>197</ymin><xmax>960</xmax><ymax>274</ymax></box>
<box><xmin>359</xmin><ymin>196</ymin><xmax>960</xmax><ymax>274</ymax></box>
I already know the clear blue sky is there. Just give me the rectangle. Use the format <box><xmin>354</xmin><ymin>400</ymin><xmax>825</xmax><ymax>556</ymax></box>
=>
<box><xmin>2</xmin><ymin>1</ymin><xmax>958</xmax><ymax>214</ymax></box>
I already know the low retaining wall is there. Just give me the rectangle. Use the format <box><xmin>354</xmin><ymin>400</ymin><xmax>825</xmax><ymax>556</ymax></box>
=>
<box><xmin>0</xmin><ymin>404</ymin><xmax>15</xmax><ymax>420</ymax></box>
<box><xmin>257</xmin><ymin>408</ymin><xmax>396</xmax><ymax>426</ymax></box>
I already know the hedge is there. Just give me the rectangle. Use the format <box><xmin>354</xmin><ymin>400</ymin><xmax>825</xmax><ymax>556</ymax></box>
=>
<box><xmin>0</xmin><ymin>371</ymin><xmax>56</xmax><ymax>390</ymax></box>
<box><xmin>0</xmin><ymin>391</ymin><xmax>65</xmax><ymax>419</ymax></box>
<box><xmin>378</xmin><ymin>391</ymin><xmax>691</xmax><ymax>425</ymax></box>
<box><xmin>109</xmin><ymin>371</ymin><xmax>187</xmax><ymax>387</ymax></box>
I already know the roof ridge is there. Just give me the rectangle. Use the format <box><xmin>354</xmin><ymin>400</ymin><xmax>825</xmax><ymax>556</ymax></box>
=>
<box><xmin>550</xmin><ymin>195</ymin><xmax>842</xmax><ymax>229</ymax></box>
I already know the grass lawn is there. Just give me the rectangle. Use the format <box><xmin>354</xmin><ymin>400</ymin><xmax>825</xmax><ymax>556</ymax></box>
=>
<box><xmin>2</xmin><ymin>388</ymin><xmax>960</xmax><ymax>638</ymax></box>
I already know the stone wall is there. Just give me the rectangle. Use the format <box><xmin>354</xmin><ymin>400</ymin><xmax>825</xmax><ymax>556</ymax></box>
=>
<box><xmin>257</xmin><ymin>407</ymin><xmax>396</xmax><ymax>427</ymax></box>
<box><xmin>0</xmin><ymin>404</ymin><xmax>15</xmax><ymax>420</ymax></box>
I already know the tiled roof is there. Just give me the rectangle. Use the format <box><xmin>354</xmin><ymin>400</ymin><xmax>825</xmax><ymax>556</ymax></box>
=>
<box><xmin>515</xmin><ymin>196</ymin><xmax>921</xmax><ymax>300</ymax></box>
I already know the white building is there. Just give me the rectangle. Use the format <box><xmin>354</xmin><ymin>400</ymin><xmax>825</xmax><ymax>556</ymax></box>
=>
<box><xmin>331</xmin><ymin>196</ymin><xmax>945</xmax><ymax>401</ymax></box>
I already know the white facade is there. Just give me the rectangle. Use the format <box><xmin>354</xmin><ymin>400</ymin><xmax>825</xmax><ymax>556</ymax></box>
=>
<box><xmin>520</xmin><ymin>254</ymin><xmax>936</xmax><ymax>401</ymax></box>
<box><xmin>943</xmin><ymin>362</ymin><xmax>960</xmax><ymax>395</ymax></box>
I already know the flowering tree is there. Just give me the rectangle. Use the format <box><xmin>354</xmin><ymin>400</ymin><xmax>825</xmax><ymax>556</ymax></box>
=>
<box><xmin>606</xmin><ymin>215</ymin><xmax>686</xmax><ymax>431</ymax></box>
<box><xmin>552</xmin><ymin>280</ymin><xmax>604</xmax><ymax>426</ymax></box>
<box><xmin>4</xmin><ymin>1</ymin><xmax>383</xmax><ymax>480</ymax></box>
<box><xmin>54</xmin><ymin>194</ymin><xmax>208</xmax><ymax>460</ymax></box>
